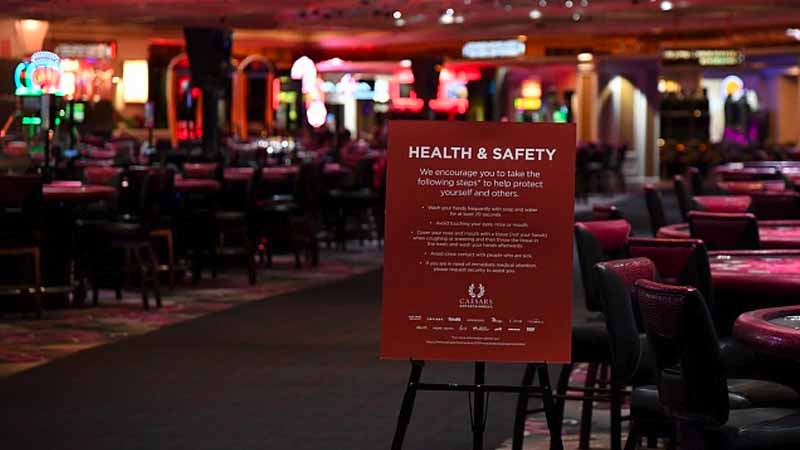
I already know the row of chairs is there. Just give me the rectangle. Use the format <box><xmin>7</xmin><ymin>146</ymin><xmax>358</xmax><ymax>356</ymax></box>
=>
<box><xmin>672</xmin><ymin>174</ymin><xmax>800</xmax><ymax>222</ymax></box>
<box><xmin>542</xmin><ymin>219</ymin><xmax>800</xmax><ymax>450</ymax></box>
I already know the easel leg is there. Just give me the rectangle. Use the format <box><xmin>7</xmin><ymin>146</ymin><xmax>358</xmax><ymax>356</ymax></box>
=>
<box><xmin>391</xmin><ymin>360</ymin><xmax>424</xmax><ymax>450</ymax></box>
<box><xmin>538</xmin><ymin>364</ymin><xmax>564</xmax><ymax>450</ymax></box>
<box><xmin>472</xmin><ymin>361</ymin><xmax>487</xmax><ymax>450</ymax></box>
<box><xmin>512</xmin><ymin>363</ymin><xmax>537</xmax><ymax>450</ymax></box>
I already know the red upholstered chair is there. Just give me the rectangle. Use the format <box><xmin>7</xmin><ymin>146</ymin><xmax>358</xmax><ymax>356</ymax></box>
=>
<box><xmin>643</xmin><ymin>185</ymin><xmax>668</xmax><ymax>237</ymax></box>
<box><xmin>568</xmin><ymin>257</ymin><xmax>660</xmax><ymax>450</ymax></box>
<box><xmin>561</xmin><ymin>219</ymin><xmax>631</xmax><ymax>448</ymax></box>
<box><xmin>592</xmin><ymin>204</ymin><xmax>623</xmax><ymax>221</ymax></box>
<box><xmin>83</xmin><ymin>166</ymin><xmax>123</xmax><ymax>187</ymax></box>
<box><xmin>627</xmin><ymin>237</ymin><xmax>713</xmax><ymax>303</ymax></box>
<box><xmin>749</xmin><ymin>191</ymin><xmax>800</xmax><ymax>220</ymax></box>
<box><xmin>575</xmin><ymin>219</ymin><xmax>632</xmax><ymax>312</ymax></box>
<box><xmin>634</xmin><ymin>280</ymin><xmax>800</xmax><ymax>450</ymax></box>
<box><xmin>674</xmin><ymin>175</ymin><xmax>693</xmax><ymax>222</ymax></box>
<box><xmin>688</xmin><ymin>211</ymin><xmax>760</xmax><ymax>250</ymax></box>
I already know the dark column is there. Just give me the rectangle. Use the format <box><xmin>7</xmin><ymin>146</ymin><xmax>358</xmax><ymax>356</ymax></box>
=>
<box><xmin>184</xmin><ymin>27</ymin><xmax>232</xmax><ymax>159</ymax></box>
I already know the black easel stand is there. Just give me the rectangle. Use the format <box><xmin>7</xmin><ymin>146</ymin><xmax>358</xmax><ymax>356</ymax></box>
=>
<box><xmin>391</xmin><ymin>360</ymin><xmax>564</xmax><ymax>450</ymax></box>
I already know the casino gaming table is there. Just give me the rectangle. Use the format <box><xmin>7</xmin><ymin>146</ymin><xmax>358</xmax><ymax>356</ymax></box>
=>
<box><xmin>709</xmin><ymin>250</ymin><xmax>800</xmax><ymax>336</ymax></box>
<box><xmin>658</xmin><ymin>220</ymin><xmax>800</xmax><ymax>249</ymax></box>
<box><xmin>735</xmin><ymin>305</ymin><xmax>800</xmax><ymax>360</ymax></box>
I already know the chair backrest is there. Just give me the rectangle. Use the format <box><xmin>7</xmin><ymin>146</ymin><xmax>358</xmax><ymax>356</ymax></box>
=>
<box><xmin>688</xmin><ymin>211</ymin><xmax>759</xmax><ymax>250</ymax></box>
<box><xmin>674</xmin><ymin>175</ymin><xmax>693</xmax><ymax>222</ymax></box>
<box><xmin>644</xmin><ymin>185</ymin><xmax>667</xmax><ymax>236</ymax></box>
<box><xmin>627</xmin><ymin>237</ymin><xmax>713</xmax><ymax>303</ymax></box>
<box><xmin>750</xmin><ymin>191</ymin><xmax>800</xmax><ymax>220</ymax></box>
<box><xmin>575</xmin><ymin>219</ymin><xmax>631</xmax><ymax>312</ymax></box>
<box><xmin>594</xmin><ymin>258</ymin><xmax>658</xmax><ymax>383</ymax></box>
<box><xmin>139</xmin><ymin>168</ymin><xmax>175</xmax><ymax>224</ymax></box>
<box><xmin>183</xmin><ymin>162</ymin><xmax>220</xmax><ymax>180</ymax></box>
<box><xmin>294</xmin><ymin>162</ymin><xmax>325</xmax><ymax>211</ymax></box>
<box><xmin>634</xmin><ymin>279</ymin><xmax>729</xmax><ymax>426</ymax></box>
<box><xmin>0</xmin><ymin>174</ymin><xmax>43</xmax><ymax>232</ymax></box>
<box><xmin>83</xmin><ymin>166</ymin><xmax>123</xmax><ymax>187</ymax></box>
<box><xmin>220</xmin><ymin>167</ymin><xmax>258</xmax><ymax>212</ymax></box>
<box><xmin>591</xmin><ymin>204</ymin><xmax>623</xmax><ymax>221</ymax></box>
<box><xmin>687</xmin><ymin>167</ymin><xmax>704</xmax><ymax>196</ymax></box>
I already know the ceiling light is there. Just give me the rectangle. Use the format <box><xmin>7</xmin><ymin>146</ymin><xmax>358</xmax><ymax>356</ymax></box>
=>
<box><xmin>577</xmin><ymin>52</ymin><xmax>593</xmax><ymax>62</ymax></box>
<box><xmin>539</xmin><ymin>0</ymin><xmax>547</xmax><ymax>5</ymax></box>
<box><xmin>580</xmin><ymin>0</ymin><xmax>589</xmax><ymax>6</ymax></box>
<box><xmin>660</xmin><ymin>0</ymin><xmax>673</xmax><ymax>11</ymax></box>
<box><xmin>572</xmin><ymin>12</ymin><xmax>581</xmax><ymax>21</ymax></box>
<box><xmin>529</xmin><ymin>9</ymin><xmax>542</xmax><ymax>19</ymax></box>
<box><xmin>446</xmin><ymin>8</ymin><xmax>455</xmax><ymax>15</ymax></box>
<box><xmin>400</xmin><ymin>59</ymin><xmax>412</xmax><ymax>68</ymax></box>
<box><xmin>454</xmin><ymin>15</ymin><xmax>465</xmax><ymax>23</ymax></box>
<box><xmin>392</xmin><ymin>10</ymin><xmax>402</xmax><ymax>19</ymax></box>
<box><xmin>395</xmin><ymin>18</ymin><xmax>406</xmax><ymax>26</ymax></box>
<box><xmin>787</xmin><ymin>28</ymin><xmax>800</xmax><ymax>41</ymax></box>
<box><xmin>565</xmin><ymin>0</ymin><xmax>574</xmax><ymax>8</ymax></box>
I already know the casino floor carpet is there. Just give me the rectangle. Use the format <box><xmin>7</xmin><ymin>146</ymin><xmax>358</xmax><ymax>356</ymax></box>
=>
<box><xmin>0</xmin><ymin>268</ymin><xmax>532</xmax><ymax>450</ymax></box>
<box><xmin>0</xmin><ymin>189</ymin><xmax>668</xmax><ymax>449</ymax></box>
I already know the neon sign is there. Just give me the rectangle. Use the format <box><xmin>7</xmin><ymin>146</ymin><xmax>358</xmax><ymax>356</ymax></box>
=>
<box><xmin>14</xmin><ymin>51</ymin><xmax>64</xmax><ymax>96</ymax></box>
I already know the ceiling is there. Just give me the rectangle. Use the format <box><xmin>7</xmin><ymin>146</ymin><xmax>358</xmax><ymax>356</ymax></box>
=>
<box><xmin>6</xmin><ymin>0</ymin><xmax>800</xmax><ymax>52</ymax></box>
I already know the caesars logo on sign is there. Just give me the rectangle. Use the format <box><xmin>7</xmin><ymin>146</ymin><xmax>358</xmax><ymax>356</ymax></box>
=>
<box><xmin>459</xmin><ymin>283</ymin><xmax>493</xmax><ymax>309</ymax></box>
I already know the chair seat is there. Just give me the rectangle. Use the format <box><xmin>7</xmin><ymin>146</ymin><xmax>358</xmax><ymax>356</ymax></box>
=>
<box><xmin>715</xmin><ymin>408</ymin><xmax>800</xmax><ymax>450</ymax></box>
<box><xmin>632</xmin><ymin>379</ymin><xmax>800</xmax><ymax>422</ymax></box>
<box><xmin>571</xmin><ymin>323</ymin><xmax>611</xmax><ymax>363</ymax></box>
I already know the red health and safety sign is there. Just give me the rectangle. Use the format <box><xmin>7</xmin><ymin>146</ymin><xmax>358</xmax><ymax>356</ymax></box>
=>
<box><xmin>381</xmin><ymin>120</ymin><xmax>575</xmax><ymax>363</ymax></box>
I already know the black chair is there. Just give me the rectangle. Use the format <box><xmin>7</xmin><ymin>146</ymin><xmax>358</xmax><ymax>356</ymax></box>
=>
<box><xmin>688</xmin><ymin>166</ymin><xmax>704</xmax><ymax>196</ymax></box>
<box><xmin>688</xmin><ymin>211</ymin><xmax>760</xmax><ymax>251</ymax></box>
<box><xmin>674</xmin><ymin>175</ymin><xmax>693</xmax><ymax>222</ymax></box>
<box><xmin>215</xmin><ymin>167</ymin><xmax>258</xmax><ymax>284</ymax></box>
<box><xmin>749</xmin><ymin>191</ymin><xmax>800</xmax><ymax>220</ymax></box>
<box><xmin>593</xmin><ymin>257</ymin><xmax>663</xmax><ymax>450</ymax></box>
<box><xmin>77</xmin><ymin>169</ymin><xmax>167</xmax><ymax>309</ymax></box>
<box><xmin>634</xmin><ymin>279</ymin><xmax>800</xmax><ymax>450</ymax></box>
<box><xmin>551</xmin><ymin>219</ymin><xmax>631</xmax><ymax>449</ymax></box>
<box><xmin>258</xmin><ymin>162</ymin><xmax>324</xmax><ymax>268</ymax></box>
<box><xmin>643</xmin><ymin>185</ymin><xmax>668</xmax><ymax>237</ymax></box>
<box><xmin>0</xmin><ymin>174</ymin><xmax>44</xmax><ymax>317</ymax></box>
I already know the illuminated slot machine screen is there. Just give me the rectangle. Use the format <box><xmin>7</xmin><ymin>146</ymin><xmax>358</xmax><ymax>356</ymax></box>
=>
<box><xmin>72</xmin><ymin>102</ymin><xmax>85</xmax><ymax>123</ymax></box>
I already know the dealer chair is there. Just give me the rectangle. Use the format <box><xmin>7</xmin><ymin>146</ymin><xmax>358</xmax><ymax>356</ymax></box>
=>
<box><xmin>674</xmin><ymin>175</ymin><xmax>693</xmax><ymax>222</ymax></box>
<box><xmin>688</xmin><ymin>166</ymin><xmax>705</xmax><ymax>196</ymax></box>
<box><xmin>634</xmin><ymin>280</ymin><xmax>800</xmax><ymax>450</ymax></box>
<box><xmin>559</xmin><ymin>219</ymin><xmax>631</xmax><ymax>449</ymax></box>
<box><xmin>749</xmin><ymin>191</ymin><xmax>800</xmax><ymax>220</ymax></box>
<box><xmin>643</xmin><ymin>185</ymin><xmax>668</xmax><ymax>237</ymax></box>
<box><xmin>688</xmin><ymin>211</ymin><xmax>760</xmax><ymax>251</ymax></box>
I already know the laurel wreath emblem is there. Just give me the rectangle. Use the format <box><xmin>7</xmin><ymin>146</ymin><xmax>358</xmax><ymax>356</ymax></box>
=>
<box><xmin>468</xmin><ymin>283</ymin><xmax>486</xmax><ymax>299</ymax></box>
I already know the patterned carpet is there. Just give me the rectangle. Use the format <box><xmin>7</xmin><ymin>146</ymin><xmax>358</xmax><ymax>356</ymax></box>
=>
<box><xmin>495</xmin><ymin>364</ymin><xmax>632</xmax><ymax>450</ymax></box>
<box><xmin>0</xmin><ymin>246</ymin><xmax>384</xmax><ymax>377</ymax></box>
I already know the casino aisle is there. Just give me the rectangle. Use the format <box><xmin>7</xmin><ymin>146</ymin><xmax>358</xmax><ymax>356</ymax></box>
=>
<box><xmin>0</xmin><ymin>269</ymin><xmax>528</xmax><ymax>450</ymax></box>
